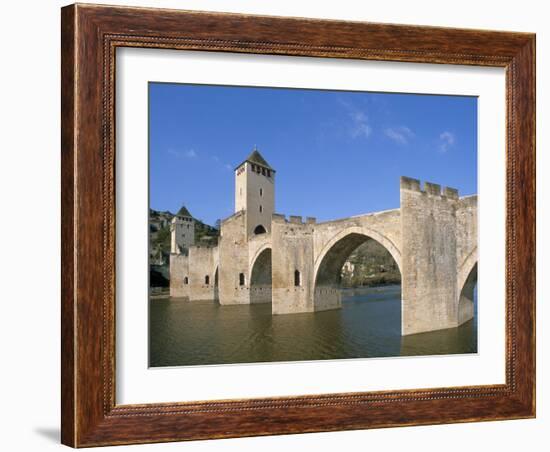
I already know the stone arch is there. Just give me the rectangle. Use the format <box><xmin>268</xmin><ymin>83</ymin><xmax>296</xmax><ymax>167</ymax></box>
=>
<box><xmin>313</xmin><ymin>226</ymin><xmax>402</xmax><ymax>280</ymax></box>
<box><xmin>457</xmin><ymin>247</ymin><xmax>477</xmax><ymax>296</ymax></box>
<box><xmin>248</xmin><ymin>241</ymin><xmax>272</xmax><ymax>276</ymax></box>
<box><xmin>312</xmin><ymin>227</ymin><xmax>402</xmax><ymax>311</ymax></box>
<box><xmin>457</xmin><ymin>248</ymin><xmax>477</xmax><ymax>325</ymax></box>
<box><xmin>249</xmin><ymin>247</ymin><xmax>272</xmax><ymax>304</ymax></box>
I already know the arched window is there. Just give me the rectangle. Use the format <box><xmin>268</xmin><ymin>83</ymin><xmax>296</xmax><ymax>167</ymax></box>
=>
<box><xmin>239</xmin><ymin>273</ymin><xmax>245</xmax><ymax>286</ymax></box>
<box><xmin>184</xmin><ymin>276</ymin><xmax>188</xmax><ymax>285</ymax></box>
<box><xmin>205</xmin><ymin>275</ymin><xmax>210</xmax><ymax>285</ymax></box>
<box><xmin>294</xmin><ymin>270</ymin><xmax>301</xmax><ymax>287</ymax></box>
<box><xmin>254</xmin><ymin>225</ymin><xmax>267</xmax><ymax>235</ymax></box>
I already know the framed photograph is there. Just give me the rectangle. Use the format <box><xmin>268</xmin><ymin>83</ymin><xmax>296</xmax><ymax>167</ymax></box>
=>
<box><xmin>61</xmin><ymin>3</ymin><xmax>535</xmax><ymax>447</ymax></box>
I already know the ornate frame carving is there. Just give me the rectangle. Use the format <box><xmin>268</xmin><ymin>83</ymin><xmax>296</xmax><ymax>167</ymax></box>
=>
<box><xmin>61</xmin><ymin>4</ymin><xmax>535</xmax><ymax>447</ymax></box>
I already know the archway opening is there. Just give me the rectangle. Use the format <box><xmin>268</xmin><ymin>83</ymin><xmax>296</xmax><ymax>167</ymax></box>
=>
<box><xmin>253</xmin><ymin>224</ymin><xmax>267</xmax><ymax>235</ymax></box>
<box><xmin>250</xmin><ymin>248</ymin><xmax>272</xmax><ymax>304</ymax></box>
<box><xmin>314</xmin><ymin>233</ymin><xmax>401</xmax><ymax>312</ymax></box>
<box><xmin>458</xmin><ymin>262</ymin><xmax>477</xmax><ymax>325</ymax></box>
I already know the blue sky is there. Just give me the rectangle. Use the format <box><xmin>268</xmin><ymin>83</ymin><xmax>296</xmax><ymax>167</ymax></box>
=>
<box><xmin>149</xmin><ymin>83</ymin><xmax>477</xmax><ymax>226</ymax></box>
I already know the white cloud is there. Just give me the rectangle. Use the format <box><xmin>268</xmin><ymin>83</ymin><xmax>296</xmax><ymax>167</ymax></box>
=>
<box><xmin>338</xmin><ymin>98</ymin><xmax>372</xmax><ymax>139</ymax></box>
<box><xmin>167</xmin><ymin>148</ymin><xmax>232</xmax><ymax>170</ymax></box>
<box><xmin>384</xmin><ymin>126</ymin><xmax>414</xmax><ymax>145</ymax></box>
<box><xmin>167</xmin><ymin>148</ymin><xmax>197</xmax><ymax>159</ymax></box>
<box><xmin>350</xmin><ymin>111</ymin><xmax>372</xmax><ymax>138</ymax></box>
<box><xmin>438</xmin><ymin>131</ymin><xmax>456</xmax><ymax>152</ymax></box>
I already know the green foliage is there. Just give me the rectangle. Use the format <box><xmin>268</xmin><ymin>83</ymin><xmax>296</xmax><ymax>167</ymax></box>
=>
<box><xmin>341</xmin><ymin>239</ymin><xmax>401</xmax><ymax>288</ymax></box>
<box><xmin>149</xmin><ymin>209</ymin><xmax>220</xmax><ymax>254</ymax></box>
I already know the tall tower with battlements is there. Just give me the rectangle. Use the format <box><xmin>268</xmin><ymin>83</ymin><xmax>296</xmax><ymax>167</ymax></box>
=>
<box><xmin>234</xmin><ymin>147</ymin><xmax>276</xmax><ymax>238</ymax></box>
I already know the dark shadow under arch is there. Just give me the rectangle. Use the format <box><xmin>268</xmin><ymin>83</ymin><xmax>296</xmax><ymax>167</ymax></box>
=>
<box><xmin>213</xmin><ymin>266</ymin><xmax>219</xmax><ymax>302</ymax></box>
<box><xmin>250</xmin><ymin>248</ymin><xmax>272</xmax><ymax>304</ymax></box>
<box><xmin>458</xmin><ymin>262</ymin><xmax>477</xmax><ymax>325</ymax></box>
<box><xmin>314</xmin><ymin>233</ymin><xmax>401</xmax><ymax>311</ymax></box>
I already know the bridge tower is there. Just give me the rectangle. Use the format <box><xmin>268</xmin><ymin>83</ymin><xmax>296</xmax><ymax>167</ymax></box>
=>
<box><xmin>170</xmin><ymin>204</ymin><xmax>195</xmax><ymax>254</ymax></box>
<box><xmin>234</xmin><ymin>147</ymin><xmax>276</xmax><ymax>239</ymax></box>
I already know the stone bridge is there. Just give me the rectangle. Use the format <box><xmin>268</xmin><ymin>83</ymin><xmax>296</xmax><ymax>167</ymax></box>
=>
<box><xmin>170</xmin><ymin>176</ymin><xmax>477</xmax><ymax>335</ymax></box>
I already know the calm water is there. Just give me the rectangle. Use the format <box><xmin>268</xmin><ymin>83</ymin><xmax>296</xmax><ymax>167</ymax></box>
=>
<box><xmin>149</xmin><ymin>285</ymin><xmax>477</xmax><ymax>367</ymax></box>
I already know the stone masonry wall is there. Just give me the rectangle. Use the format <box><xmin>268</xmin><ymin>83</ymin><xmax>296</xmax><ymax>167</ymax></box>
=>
<box><xmin>218</xmin><ymin>211</ymin><xmax>251</xmax><ymax>305</ymax></box>
<box><xmin>271</xmin><ymin>214</ymin><xmax>315</xmax><ymax>314</ymax></box>
<box><xmin>169</xmin><ymin>253</ymin><xmax>189</xmax><ymax>298</ymax></box>
<box><xmin>187</xmin><ymin>245</ymin><xmax>218</xmax><ymax>301</ymax></box>
<box><xmin>456</xmin><ymin>195</ymin><xmax>478</xmax><ymax>325</ymax></box>
<box><xmin>400</xmin><ymin>176</ymin><xmax>461</xmax><ymax>335</ymax></box>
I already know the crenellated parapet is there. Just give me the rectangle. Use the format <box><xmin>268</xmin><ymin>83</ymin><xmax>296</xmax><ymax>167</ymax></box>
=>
<box><xmin>400</xmin><ymin>176</ymin><xmax>459</xmax><ymax>200</ymax></box>
<box><xmin>272</xmin><ymin>213</ymin><xmax>317</xmax><ymax>225</ymax></box>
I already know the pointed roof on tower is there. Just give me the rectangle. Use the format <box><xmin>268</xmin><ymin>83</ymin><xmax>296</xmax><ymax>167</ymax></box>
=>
<box><xmin>235</xmin><ymin>146</ymin><xmax>275</xmax><ymax>171</ymax></box>
<box><xmin>176</xmin><ymin>204</ymin><xmax>192</xmax><ymax>218</ymax></box>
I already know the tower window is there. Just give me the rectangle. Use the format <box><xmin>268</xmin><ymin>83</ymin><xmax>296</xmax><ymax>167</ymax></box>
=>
<box><xmin>259</xmin><ymin>205</ymin><xmax>263</xmax><ymax>213</ymax></box>
<box><xmin>184</xmin><ymin>277</ymin><xmax>188</xmax><ymax>285</ymax></box>
<box><xmin>254</xmin><ymin>225</ymin><xmax>267</xmax><ymax>235</ymax></box>
<box><xmin>205</xmin><ymin>275</ymin><xmax>210</xmax><ymax>285</ymax></box>
<box><xmin>294</xmin><ymin>270</ymin><xmax>301</xmax><ymax>287</ymax></box>
<box><xmin>239</xmin><ymin>273</ymin><xmax>245</xmax><ymax>286</ymax></box>
<box><xmin>259</xmin><ymin>188</ymin><xmax>263</xmax><ymax>197</ymax></box>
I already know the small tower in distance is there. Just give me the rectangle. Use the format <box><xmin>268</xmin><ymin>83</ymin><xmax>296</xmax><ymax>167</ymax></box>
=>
<box><xmin>234</xmin><ymin>147</ymin><xmax>276</xmax><ymax>238</ymax></box>
<box><xmin>170</xmin><ymin>204</ymin><xmax>195</xmax><ymax>254</ymax></box>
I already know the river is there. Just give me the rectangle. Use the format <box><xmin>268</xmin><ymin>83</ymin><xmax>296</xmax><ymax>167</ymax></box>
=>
<box><xmin>149</xmin><ymin>284</ymin><xmax>477</xmax><ymax>367</ymax></box>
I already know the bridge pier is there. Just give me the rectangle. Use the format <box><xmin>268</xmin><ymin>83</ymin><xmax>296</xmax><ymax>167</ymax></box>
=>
<box><xmin>400</xmin><ymin>177</ymin><xmax>474</xmax><ymax>335</ymax></box>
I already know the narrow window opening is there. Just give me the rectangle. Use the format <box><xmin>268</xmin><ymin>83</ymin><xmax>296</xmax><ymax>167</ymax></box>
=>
<box><xmin>294</xmin><ymin>270</ymin><xmax>301</xmax><ymax>287</ymax></box>
<box><xmin>184</xmin><ymin>277</ymin><xmax>188</xmax><ymax>285</ymax></box>
<box><xmin>259</xmin><ymin>205</ymin><xmax>263</xmax><ymax>213</ymax></box>
<box><xmin>239</xmin><ymin>273</ymin><xmax>245</xmax><ymax>286</ymax></box>
<box><xmin>205</xmin><ymin>275</ymin><xmax>210</xmax><ymax>285</ymax></box>
<box><xmin>259</xmin><ymin>188</ymin><xmax>263</xmax><ymax>197</ymax></box>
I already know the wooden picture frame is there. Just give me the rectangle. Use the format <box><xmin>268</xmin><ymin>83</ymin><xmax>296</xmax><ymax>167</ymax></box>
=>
<box><xmin>61</xmin><ymin>3</ymin><xmax>535</xmax><ymax>447</ymax></box>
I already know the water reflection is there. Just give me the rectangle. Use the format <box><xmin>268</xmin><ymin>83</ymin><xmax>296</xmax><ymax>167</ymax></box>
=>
<box><xmin>149</xmin><ymin>285</ymin><xmax>477</xmax><ymax>367</ymax></box>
